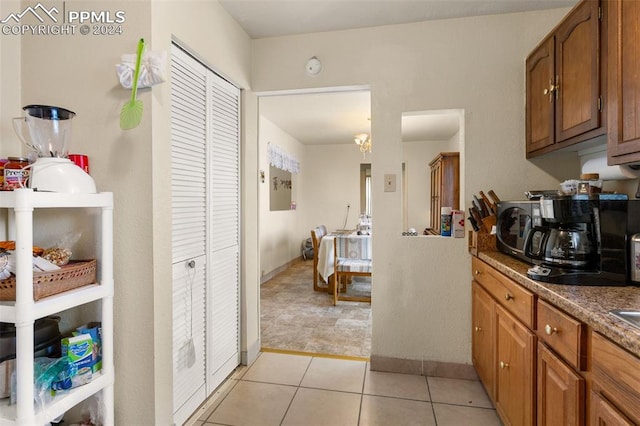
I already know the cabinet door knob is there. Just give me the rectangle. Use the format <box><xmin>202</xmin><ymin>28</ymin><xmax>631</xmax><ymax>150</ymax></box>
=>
<box><xmin>544</xmin><ymin>324</ymin><xmax>558</xmax><ymax>335</ymax></box>
<box><xmin>544</xmin><ymin>77</ymin><xmax>559</xmax><ymax>102</ymax></box>
<box><xmin>474</xmin><ymin>270</ymin><xmax>481</xmax><ymax>275</ymax></box>
<box><xmin>474</xmin><ymin>326</ymin><xmax>482</xmax><ymax>332</ymax></box>
<box><xmin>504</xmin><ymin>293</ymin><xmax>514</xmax><ymax>301</ymax></box>
<box><xmin>499</xmin><ymin>361</ymin><xmax>509</xmax><ymax>369</ymax></box>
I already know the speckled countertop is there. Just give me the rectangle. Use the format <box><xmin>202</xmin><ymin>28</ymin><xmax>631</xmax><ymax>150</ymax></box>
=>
<box><xmin>477</xmin><ymin>251</ymin><xmax>640</xmax><ymax>359</ymax></box>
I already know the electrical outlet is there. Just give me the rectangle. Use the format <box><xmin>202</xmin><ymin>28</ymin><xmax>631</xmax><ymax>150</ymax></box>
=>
<box><xmin>384</xmin><ymin>174</ymin><xmax>396</xmax><ymax>192</ymax></box>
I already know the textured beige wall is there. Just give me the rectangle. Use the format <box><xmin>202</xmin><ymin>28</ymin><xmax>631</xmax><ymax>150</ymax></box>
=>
<box><xmin>8</xmin><ymin>0</ymin><xmax>255</xmax><ymax>424</ymax></box>
<box><xmin>252</xmin><ymin>8</ymin><xmax>577</xmax><ymax>365</ymax></box>
<box><xmin>258</xmin><ymin>116</ymin><xmax>304</xmax><ymax>274</ymax></box>
<box><xmin>0</xmin><ymin>1</ymin><xmax>21</xmax><ymax>159</ymax></box>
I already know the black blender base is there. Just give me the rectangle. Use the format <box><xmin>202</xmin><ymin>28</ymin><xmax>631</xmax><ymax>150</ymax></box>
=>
<box><xmin>527</xmin><ymin>265</ymin><xmax>636</xmax><ymax>286</ymax></box>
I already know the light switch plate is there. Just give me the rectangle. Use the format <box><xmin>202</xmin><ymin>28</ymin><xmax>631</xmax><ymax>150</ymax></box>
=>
<box><xmin>384</xmin><ymin>174</ymin><xmax>396</xmax><ymax>192</ymax></box>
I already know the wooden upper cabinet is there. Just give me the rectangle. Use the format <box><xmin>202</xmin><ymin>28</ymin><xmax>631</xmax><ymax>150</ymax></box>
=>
<box><xmin>555</xmin><ymin>0</ymin><xmax>601</xmax><ymax>142</ymax></box>
<box><xmin>607</xmin><ymin>0</ymin><xmax>640</xmax><ymax>164</ymax></box>
<box><xmin>526</xmin><ymin>0</ymin><xmax>604</xmax><ymax>157</ymax></box>
<box><xmin>526</xmin><ymin>37</ymin><xmax>555</xmax><ymax>152</ymax></box>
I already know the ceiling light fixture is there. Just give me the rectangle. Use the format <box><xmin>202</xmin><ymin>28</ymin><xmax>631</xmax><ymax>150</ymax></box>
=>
<box><xmin>354</xmin><ymin>133</ymin><xmax>371</xmax><ymax>157</ymax></box>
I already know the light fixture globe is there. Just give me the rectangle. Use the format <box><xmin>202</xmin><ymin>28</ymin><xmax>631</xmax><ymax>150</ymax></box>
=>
<box><xmin>354</xmin><ymin>133</ymin><xmax>371</xmax><ymax>156</ymax></box>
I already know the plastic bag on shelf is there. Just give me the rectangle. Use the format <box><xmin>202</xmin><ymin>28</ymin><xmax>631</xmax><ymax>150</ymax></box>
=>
<box><xmin>70</xmin><ymin>392</ymin><xmax>103</xmax><ymax>426</ymax></box>
<box><xmin>42</xmin><ymin>232</ymin><xmax>82</xmax><ymax>266</ymax></box>
<box><xmin>10</xmin><ymin>357</ymin><xmax>72</xmax><ymax>408</ymax></box>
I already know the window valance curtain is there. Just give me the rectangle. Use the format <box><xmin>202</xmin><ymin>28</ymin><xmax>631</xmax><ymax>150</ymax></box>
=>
<box><xmin>268</xmin><ymin>143</ymin><xmax>300</xmax><ymax>174</ymax></box>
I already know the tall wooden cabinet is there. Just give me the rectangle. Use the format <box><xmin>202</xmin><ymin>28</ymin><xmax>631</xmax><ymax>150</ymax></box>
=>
<box><xmin>428</xmin><ymin>152</ymin><xmax>459</xmax><ymax>234</ymax></box>
<box><xmin>607</xmin><ymin>0</ymin><xmax>640</xmax><ymax>164</ymax></box>
<box><xmin>526</xmin><ymin>0</ymin><xmax>604</xmax><ymax>157</ymax></box>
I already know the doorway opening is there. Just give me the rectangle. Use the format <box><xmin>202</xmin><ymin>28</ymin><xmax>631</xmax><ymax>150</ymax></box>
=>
<box><xmin>257</xmin><ymin>87</ymin><xmax>372</xmax><ymax>358</ymax></box>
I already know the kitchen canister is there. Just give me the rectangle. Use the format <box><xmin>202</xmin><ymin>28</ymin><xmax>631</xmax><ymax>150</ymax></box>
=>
<box><xmin>440</xmin><ymin>207</ymin><xmax>452</xmax><ymax>236</ymax></box>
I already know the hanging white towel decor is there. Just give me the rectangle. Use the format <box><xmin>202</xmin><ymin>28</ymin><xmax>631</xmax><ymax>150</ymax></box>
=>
<box><xmin>116</xmin><ymin>49</ymin><xmax>167</xmax><ymax>89</ymax></box>
<box><xmin>268</xmin><ymin>143</ymin><xmax>300</xmax><ymax>174</ymax></box>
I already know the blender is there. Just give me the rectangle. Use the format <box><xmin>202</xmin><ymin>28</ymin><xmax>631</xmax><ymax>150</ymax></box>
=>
<box><xmin>12</xmin><ymin>105</ymin><xmax>96</xmax><ymax>193</ymax></box>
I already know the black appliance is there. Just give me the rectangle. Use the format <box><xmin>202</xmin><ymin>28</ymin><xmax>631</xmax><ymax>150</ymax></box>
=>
<box><xmin>524</xmin><ymin>196</ymin><xmax>599</xmax><ymax>270</ymax></box>
<box><xmin>0</xmin><ymin>317</ymin><xmax>62</xmax><ymax>363</ymax></box>
<box><xmin>496</xmin><ymin>200</ymin><xmax>541</xmax><ymax>263</ymax></box>
<box><xmin>524</xmin><ymin>194</ymin><xmax>640</xmax><ymax>286</ymax></box>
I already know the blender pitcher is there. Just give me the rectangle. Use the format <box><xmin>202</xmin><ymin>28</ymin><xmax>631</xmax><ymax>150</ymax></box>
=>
<box><xmin>12</xmin><ymin>105</ymin><xmax>96</xmax><ymax>193</ymax></box>
<box><xmin>13</xmin><ymin>105</ymin><xmax>75</xmax><ymax>158</ymax></box>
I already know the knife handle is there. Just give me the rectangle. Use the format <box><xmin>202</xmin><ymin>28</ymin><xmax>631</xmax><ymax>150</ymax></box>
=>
<box><xmin>488</xmin><ymin>190</ymin><xmax>501</xmax><ymax>204</ymax></box>
<box><xmin>479</xmin><ymin>191</ymin><xmax>496</xmax><ymax>215</ymax></box>
<box><xmin>467</xmin><ymin>215</ymin><xmax>480</xmax><ymax>232</ymax></box>
<box><xmin>472</xmin><ymin>196</ymin><xmax>485</xmax><ymax>217</ymax></box>
<box><xmin>470</xmin><ymin>207</ymin><xmax>484</xmax><ymax>230</ymax></box>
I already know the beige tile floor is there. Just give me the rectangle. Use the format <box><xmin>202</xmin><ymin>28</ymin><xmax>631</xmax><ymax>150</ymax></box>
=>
<box><xmin>186</xmin><ymin>351</ymin><xmax>502</xmax><ymax>426</ymax></box>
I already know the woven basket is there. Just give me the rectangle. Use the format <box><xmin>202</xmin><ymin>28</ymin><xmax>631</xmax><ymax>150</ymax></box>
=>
<box><xmin>0</xmin><ymin>259</ymin><xmax>97</xmax><ymax>301</ymax></box>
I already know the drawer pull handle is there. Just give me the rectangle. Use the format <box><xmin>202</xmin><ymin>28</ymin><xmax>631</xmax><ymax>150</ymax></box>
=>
<box><xmin>474</xmin><ymin>326</ymin><xmax>482</xmax><ymax>332</ymax></box>
<box><xmin>499</xmin><ymin>361</ymin><xmax>509</xmax><ymax>369</ymax></box>
<box><xmin>474</xmin><ymin>270</ymin><xmax>481</xmax><ymax>275</ymax></box>
<box><xmin>504</xmin><ymin>293</ymin><xmax>514</xmax><ymax>301</ymax></box>
<box><xmin>544</xmin><ymin>324</ymin><xmax>558</xmax><ymax>335</ymax></box>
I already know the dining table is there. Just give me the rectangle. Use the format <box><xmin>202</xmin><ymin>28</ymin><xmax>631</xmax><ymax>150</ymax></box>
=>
<box><xmin>317</xmin><ymin>232</ymin><xmax>372</xmax><ymax>282</ymax></box>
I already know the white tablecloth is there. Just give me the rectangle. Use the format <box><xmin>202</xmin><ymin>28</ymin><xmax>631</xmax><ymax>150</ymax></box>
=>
<box><xmin>317</xmin><ymin>234</ymin><xmax>371</xmax><ymax>281</ymax></box>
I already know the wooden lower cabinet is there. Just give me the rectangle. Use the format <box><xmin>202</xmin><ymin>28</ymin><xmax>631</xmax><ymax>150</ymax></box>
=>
<box><xmin>471</xmin><ymin>258</ymin><xmax>640</xmax><ymax>426</ymax></box>
<box><xmin>495</xmin><ymin>304</ymin><xmax>536</xmax><ymax>426</ymax></box>
<box><xmin>590</xmin><ymin>391</ymin><xmax>634</xmax><ymax>426</ymax></box>
<box><xmin>472</xmin><ymin>281</ymin><xmax>495</xmax><ymax>400</ymax></box>
<box><xmin>537</xmin><ymin>342</ymin><xmax>584</xmax><ymax>426</ymax></box>
<box><xmin>590</xmin><ymin>332</ymin><xmax>640</xmax><ymax>424</ymax></box>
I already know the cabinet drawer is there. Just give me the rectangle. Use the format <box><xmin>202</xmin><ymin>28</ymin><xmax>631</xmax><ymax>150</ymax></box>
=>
<box><xmin>591</xmin><ymin>332</ymin><xmax>640</xmax><ymax>423</ymax></box>
<box><xmin>536</xmin><ymin>299</ymin><xmax>586</xmax><ymax>371</ymax></box>
<box><xmin>472</xmin><ymin>257</ymin><xmax>535</xmax><ymax>329</ymax></box>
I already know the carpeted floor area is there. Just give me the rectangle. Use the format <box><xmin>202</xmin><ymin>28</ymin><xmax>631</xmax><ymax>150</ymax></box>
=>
<box><xmin>260</xmin><ymin>258</ymin><xmax>372</xmax><ymax>358</ymax></box>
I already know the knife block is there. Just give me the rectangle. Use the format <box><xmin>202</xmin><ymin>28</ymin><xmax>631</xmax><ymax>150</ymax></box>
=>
<box><xmin>468</xmin><ymin>216</ymin><xmax>496</xmax><ymax>256</ymax></box>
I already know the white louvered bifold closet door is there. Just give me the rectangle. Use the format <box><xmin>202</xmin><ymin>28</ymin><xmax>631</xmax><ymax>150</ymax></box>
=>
<box><xmin>170</xmin><ymin>43</ymin><xmax>241</xmax><ymax>425</ymax></box>
<box><xmin>207</xmin><ymin>75</ymin><xmax>241</xmax><ymax>392</ymax></box>
<box><xmin>170</xmin><ymin>45</ymin><xmax>207</xmax><ymax>425</ymax></box>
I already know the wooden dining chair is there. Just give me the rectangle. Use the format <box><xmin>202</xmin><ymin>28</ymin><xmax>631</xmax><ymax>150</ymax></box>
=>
<box><xmin>311</xmin><ymin>226</ymin><xmax>327</xmax><ymax>291</ymax></box>
<box><xmin>333</xmin><ymin>235</ymin><xmax>372</xmax><ymax>305</ymax></box>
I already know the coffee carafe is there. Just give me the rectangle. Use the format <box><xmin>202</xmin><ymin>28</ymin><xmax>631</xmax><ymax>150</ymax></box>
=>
<box><xmin>525</xmin><ymin>223</ymin><xmax>598</xmax><ymax>269</ymax></box>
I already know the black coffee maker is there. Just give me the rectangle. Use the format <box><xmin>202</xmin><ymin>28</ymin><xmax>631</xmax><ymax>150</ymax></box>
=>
<box><xmin>525</xmin><ymin>195</ymin><xmax>599</xmax><ymax>269</ymax></box>
<box><xmin>525</xmin><ymin>194</ymin><xmax>640</xmax><ymax>285</ymax></box>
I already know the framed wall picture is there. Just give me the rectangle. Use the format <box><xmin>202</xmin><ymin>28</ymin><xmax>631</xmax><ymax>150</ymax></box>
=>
<box><xmin>270</xmin><ymin>165</ymin><xmax>292</xmax><ymax>211</ymax></box>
